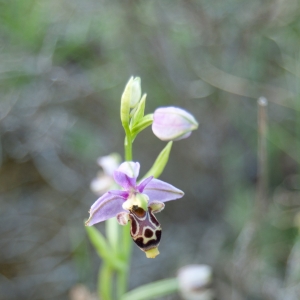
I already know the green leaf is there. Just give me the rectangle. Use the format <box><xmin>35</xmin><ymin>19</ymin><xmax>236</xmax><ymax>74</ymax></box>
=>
<box><xmin>106</xmin><ymin>218</ymin><xmax>119</xmax><ymax>255</ymax></box>
<box><xmin>85</xmin><ymin>225</ymin><xmax>110</xmax><ymax>258</ymax></box>
<box><xmin>142</xmin><ymin>141</ymin><xmax>173</xmax><ymax>179</ymax></box>
<box><xmin>131</xmin><ymin>114</ymin><xmax>153</xmax><ymax>139</ymax></box>
<box><xmin>120</xmin><ymin>278</ymin><xmax>178</xmax><ymax>300</ymax></box>
<box><xmin>130</xmin><ymin>94</ymin><xmax>147</xmax><ymax>129</ymax></box>
<box><xmin>98</xmin><ymin>262</ymin><xmax>113</xmax><ymax>300</ymax></box>
<box><xmin>85</xmin><ymin>225</ymin><xmax>125</xmax><ymax>271</ymax></box>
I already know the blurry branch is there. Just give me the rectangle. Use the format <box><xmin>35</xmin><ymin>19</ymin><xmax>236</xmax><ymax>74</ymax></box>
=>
<box><xmin>256</xmin><ymin>97</ymin><xmax>268</xmax><ymax>216</ymax></box>
<box><xmin>196</xmin><ymin>62</ymin><xmax>295</xmax><ymax>109</ymax></box>
<box><xmin>231</xmin><ymin>98</ymin><xmax>269</xmax><ymax>300</ymax></box>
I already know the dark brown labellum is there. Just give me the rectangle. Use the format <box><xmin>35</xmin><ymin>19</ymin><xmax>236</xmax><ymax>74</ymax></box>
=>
<box><xmin>128</xmin><ymin>206</ymin><xmax>162</xmax><ymax>252</ymax></box>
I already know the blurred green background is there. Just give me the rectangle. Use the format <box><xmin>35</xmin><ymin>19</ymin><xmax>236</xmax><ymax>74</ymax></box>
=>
<box><xmin>1</xmin><ymin>0</ymin><xmax>300</xmax><ymax>299</ymax></box>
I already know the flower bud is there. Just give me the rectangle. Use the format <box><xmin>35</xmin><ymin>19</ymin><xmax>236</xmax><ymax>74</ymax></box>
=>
<box><xmin>152</xmin><ymin>107</ymin><xmax>198</xmax><ymax>141</ymax></box>
<box><xmin>177</xmin><ymin>265</ymin><xmax>214</xmax><ymax>300</ymax></box>
<box><xmin>121</xmin><ymin>77</ymin><xmax>142</xmax><ymax>129</ymax></box>
<box><xmin>121</xmin><ymin>77</ymin><xmax>141</xmax><ymax>109</ymax></box>
<box><xmin>130</xmin><ymin>77</ymin><xmax>142</xmax><ymax>108</ymax></box>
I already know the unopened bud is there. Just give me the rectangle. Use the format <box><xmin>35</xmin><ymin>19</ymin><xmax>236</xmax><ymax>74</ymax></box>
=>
<box><xmin>177</xmin><ymin>265</ymin><xmax>214</xmax><ymax>300</ymax></box>
<box><xmin>121</xmin><ymin>77</ymin><xmax>142</xmax><ymax>129</ymax></box>
<box><xmin>152</xmin><ymin>107</ymin><xmax>198</xmax><ymax>141</ymax></box>
<box><xmin>130</xmin><ymin>77</ymin><xmax>142</xmax><ymax>108</ymax></box>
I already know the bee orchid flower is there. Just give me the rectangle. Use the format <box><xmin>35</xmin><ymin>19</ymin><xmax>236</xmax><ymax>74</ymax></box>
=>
<box><xmin>85</xmin><ymin>161</ymin><xmax>184</xmax><ymax>258</ymax></box>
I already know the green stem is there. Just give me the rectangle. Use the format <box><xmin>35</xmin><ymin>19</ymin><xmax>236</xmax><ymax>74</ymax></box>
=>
<box><xmin>106</xmin><ymin>218</ymin><xmax>119</xmax><ymax>255</ymax></box>
<box><xmin>123</xmin><ymin>224</ymin><xmax>132</xmax><ymax>260</ymax></box>
<box><xmin>124</xmin><ymin>133</ymin><xmax>132</xmax><ymax>161</ymax></box>
<box><xmin>115</xmin><ymin>131</ymin><xmax>133</xmax><ymax>298</ymax></box>
<box><xmin>98</xmin><ymin>262</ymin><xmax>113</xmax><ymax>300</ymax></box>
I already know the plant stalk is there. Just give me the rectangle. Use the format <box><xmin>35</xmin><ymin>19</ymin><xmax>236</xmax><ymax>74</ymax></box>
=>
<box><xmin>124</xmin><ymin>132</ymin><xmax>132</xmax><ymax>161</ymax></box>
<box><xmin>256</xmin><ymin>96</ymin><xmax>268</xmax><ymax>216</ymax></box>
<box><xmin>116</xmin><ymin>130</ymin><xmax>133</xmax><ymax>298</ymax></box>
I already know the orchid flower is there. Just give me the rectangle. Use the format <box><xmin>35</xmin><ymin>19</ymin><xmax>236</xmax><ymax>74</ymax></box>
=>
<box><xmin>86</xmin><ymin>161</ymin><xmax>184</xmax><ymax>258</ymax></box>
<box><xmin>90</xmin><ymin>153</ymin><xmax>121</xmax><ymax>196</ymax></box>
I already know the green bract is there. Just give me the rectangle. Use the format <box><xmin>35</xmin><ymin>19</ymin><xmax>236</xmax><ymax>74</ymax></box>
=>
<box><xmin>130</xmin><ymin>94</ymin><xmax>147</xmax><ymax>129</ymax></box>
<box><xmin>131</xmin><ymin>114</ymin><xmax>154</xmax><ymax>140</ymax></box>
<box><xmin>142</xmin><ymin>142</ymin><xmax>173</xmax><ymax>179</ymax></box>
<box><xmin>120</xmin><ymin>77</ymin><xmax>142</xmax><ymax>130</ymax></box>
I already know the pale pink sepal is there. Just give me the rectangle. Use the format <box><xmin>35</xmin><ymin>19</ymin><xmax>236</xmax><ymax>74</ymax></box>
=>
<box><xmin>137</xmin><ymin>176</ymin><xmax>153</xmax><ymax>193</ymax></box>
<box><xmin>117</xmin><ymin>161</ymin><xmax>140</xmax><ymax>178</ymax></box>
<box><xmin>85</xmin><ymin>192</ymin><xmax>126</xmax><ymax>226</ymax></box>
<box><xmin>143</xmin><ymin>178</ymin><xmax>184</xmax><ymax>203</ymax></box>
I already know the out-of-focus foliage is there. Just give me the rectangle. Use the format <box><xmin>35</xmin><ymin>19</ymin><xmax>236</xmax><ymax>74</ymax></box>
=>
<box><xmin>1</xmin><ymin>0</ymin><xmax>300</xmax><ymax>299</ymax></box>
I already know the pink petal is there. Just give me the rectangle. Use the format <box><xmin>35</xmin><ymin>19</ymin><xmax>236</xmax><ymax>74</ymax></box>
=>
<box><xmin>117</xmin><ymin>161</ymin><xmax>140</xmax><ymax>179</ymax></box>
<box><xmin>113</xmin><ymin>171</ymin><xmax>136</xmax><ymax>190</ymax></box>
<box><xmin>85</xmin><ymin>193</ymin><xmax>126</xmax><ymax>226</ymax></box>
<box><xmin>143</xmin><ymin>178</ymin><xmax>184</xmax><ymax>203</ymax></box>
<box><xmin>108</xmin><ymin>190</ymin><xmax>129</xmax><ymax>198</ymax></box>
<box><xmin>137</xmin><ymin>176</ymin><xmax>153</xmax><ymax>193</ymax></box>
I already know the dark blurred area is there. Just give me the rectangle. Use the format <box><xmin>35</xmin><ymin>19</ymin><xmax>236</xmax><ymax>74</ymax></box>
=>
<box><xmin>1</xmin><ymin>0</ymin><xmax>300</xmax><ymax>299</ymax></box>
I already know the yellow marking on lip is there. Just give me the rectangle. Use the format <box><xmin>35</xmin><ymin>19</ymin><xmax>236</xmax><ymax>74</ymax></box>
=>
<box><xmin>145</xmin><ymin>247</ymin><xmax>159</xmax><ymax>258</ymax></box>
